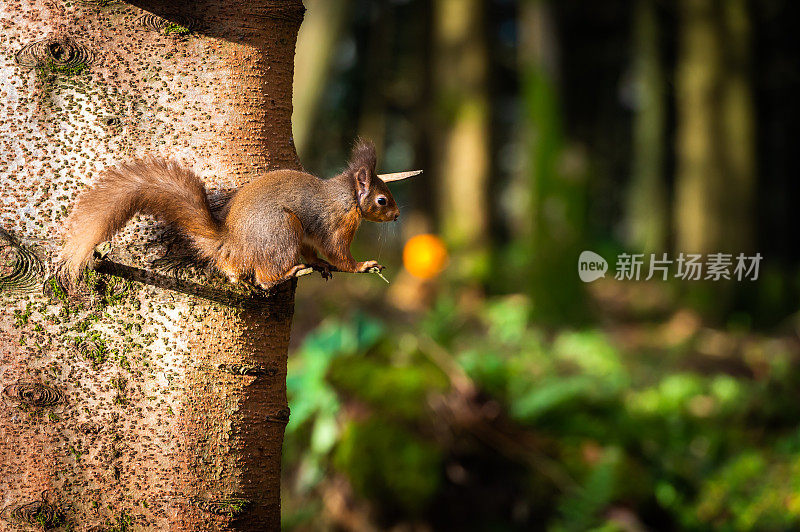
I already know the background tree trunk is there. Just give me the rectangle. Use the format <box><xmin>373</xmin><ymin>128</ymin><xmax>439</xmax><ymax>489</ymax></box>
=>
<box><xmin>519</xmin><ymin>0</ymin><xmax>587</xmax><ymax>324</ymax></box>
<box><xmin>433</xmin><ymin>0</ymin><xmax>491</xmax><ymax>281</ymax></box>
<box><xmin>0</xmin><ymin>1</ymin><xmax>304</xmax><ymax>530</ymax></box>
<box><xmin>625</xmin><ymin>0</ymin><xmax>668</xmax><ymax>253</ymax></box>
<box><xmin>675</xmin><ymin>0</ymin><xmax>754</xmax><ymax>254</ymax></box>
<box><xmin>292</xmin><ymin>0</ymin><xmax>351</xmax><ymax>160</ymax></box>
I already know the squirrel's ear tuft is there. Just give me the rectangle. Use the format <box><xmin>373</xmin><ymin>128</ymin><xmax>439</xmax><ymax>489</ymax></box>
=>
<box><xmin>348</xmin><ymin>138</ymin><xmax>377</xmax><ymax>176</ymax></box>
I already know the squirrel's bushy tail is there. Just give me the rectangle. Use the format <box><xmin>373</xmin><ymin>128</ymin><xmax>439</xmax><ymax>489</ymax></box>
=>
<box><xmin>58</xmin><ymin>158</ymin><xmax>224</xmax><ymax>283</ymax></box>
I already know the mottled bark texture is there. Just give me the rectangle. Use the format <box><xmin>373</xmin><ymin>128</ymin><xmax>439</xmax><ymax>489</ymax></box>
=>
<box><xmin>0</xmin><ymin>1</ymin><xmax>304</xmax><ymax>530</ymax></box>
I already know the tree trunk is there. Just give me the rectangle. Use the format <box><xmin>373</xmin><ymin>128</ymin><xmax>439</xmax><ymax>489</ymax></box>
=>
<box><xmin>292</xmin><ymin>0</ymin><xmax>350</xmax><ymax>160</ymax></box>
<box><xmin>433</xmin><ymin>0</ymin><xmax>491</xmax><ymax>281</ymax></box>
<box><xmin>0</xmin><ymin>1</ymin><xmax>304</xmax><ymax>530</ymax></box>
<box><xmin>519</xmin><ymin>0</ymin><xmax>587</xmax><ymax>324</ymax></box>
<box><xmin>675</xmin><ymin>0</ymin><xmax>754</xmax><ymax>254</ymax></box>
<box><xmin>625</xmin><ymin>0</ymin><xmax>667</xmax><ymax>253</ymax></box>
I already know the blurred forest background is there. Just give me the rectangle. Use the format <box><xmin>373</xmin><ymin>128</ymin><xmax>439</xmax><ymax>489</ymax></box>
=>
<box><xmin>282</xmin><ymin>0</ymin><xmax>800</xmax><ymax>530</ymax></box>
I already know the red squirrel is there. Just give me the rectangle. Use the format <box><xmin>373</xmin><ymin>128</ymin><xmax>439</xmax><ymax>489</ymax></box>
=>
<box><xmin>57</xmin><ymin>139</ymin><xmax>420</xmax><ymax>289</ymax></box>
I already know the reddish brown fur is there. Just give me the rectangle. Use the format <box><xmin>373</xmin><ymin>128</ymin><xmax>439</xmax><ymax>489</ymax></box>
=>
<box><xmin>326</xmin><ymin>205</ymin><xmax>362</xmax><ymax>270</ymax></box>
<box><xmin>347</xmin><ymin>139</ymin><xmax>377</xmax><ymax>176</ymax></box>
<box><xmin>58</xmin><ymin>159</ymin><xmax>223</xmax><ymax>284</ymax></box>
<box><xmin>58</xmin><ymin>139</ymin><xmax>402</xmax><ymax>288</ymax></box>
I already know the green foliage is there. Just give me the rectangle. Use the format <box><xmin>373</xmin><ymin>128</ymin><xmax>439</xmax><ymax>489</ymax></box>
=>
<box><xmin>420</xmin><ymin>293</ymin><xmax>463</xmax><ymax>344</ymax></box>
<box><xmin>695</xmin><ymin>450</ymin><xmax>800</xmax><ymax>530</ymax></box>
<box><xmin>555</xmin><ymin>448</ymin><xmax>622</xmax><ymax>532</ymax></box>
<box><xmin>334</xmin><ymin>419</ymin><xmax>441</xmax><ymax>515</ymax></box>
<box><xmin>287</xmin><ymin>313</ymin><xmax>384</xmax><ymax>430</ymax></box>
<box><xmin>510</xmin><ymin>331</ymin><xmax>629</xmax><ymax>426</ymax></box>
<box><xmin>284</xmin><ymin>293</ymin><xmax>800</xmax><ymax>530</ymax></box>
<box><xmin>327</xmin><ymin>356</ymin><xmax>447</xmax><ymax>420</ymax></box>
<box><xmin>285</xmin><ymin>314</ymin><xmax>386</xmax><ymax>490</ymax></box>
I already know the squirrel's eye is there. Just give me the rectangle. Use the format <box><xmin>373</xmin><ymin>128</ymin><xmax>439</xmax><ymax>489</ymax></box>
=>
<box><xmin>377</xmin><ymin>196</ymin><xmax>387</xmax><ymax>206</ymax></box>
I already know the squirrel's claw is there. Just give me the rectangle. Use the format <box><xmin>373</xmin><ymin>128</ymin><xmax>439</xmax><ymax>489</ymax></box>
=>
<box><xmin>310</xmin><ymin>261</ymin><xmax>333</xmax><ymax>280</ymax></box>
<box><xmin>357</xmin><ymin>260</ymin><xmax>384</xmax><ymax>273</ymax></box>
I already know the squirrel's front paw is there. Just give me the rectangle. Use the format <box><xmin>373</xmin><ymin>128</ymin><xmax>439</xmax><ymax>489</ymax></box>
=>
<box><xmin>357</xmin><ymin>260</ymin><xmax>384</xmax><ymax>273</ymax></box>
<box><xmin>311</xmin><ymin>261</ymin><xmax>333</xmax><ymax>280</ymax></box>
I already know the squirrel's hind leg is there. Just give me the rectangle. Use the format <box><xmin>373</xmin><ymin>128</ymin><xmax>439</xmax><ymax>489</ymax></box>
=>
<box><xmin>217</xmin><ymin>262</ymin><xmax>241</xmax><ymax>284</ymax></box>
<box><xmin>253</xmin><ymin>209</ymin><xmax>306</xmax><ymax>289</ymax></box>
<box><xmin>253</xmin><ymin>265</ymin><xmax>288</xmax><ymax>289</ymax></box>
<box><xmin>300</xmin><ymin>244</ymin><xmax>333</xmax><ymax>280</ymax></box>
<box><xmin>215</xmin><ymin>247</ymin><xmax>243</xmax><ymax>284</ymax></box>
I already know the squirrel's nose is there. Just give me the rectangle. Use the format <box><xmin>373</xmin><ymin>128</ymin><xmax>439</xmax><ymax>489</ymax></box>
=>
<box><xmin>393</xmin><ymin>213</ymin><xmax>399</xmax><ymax>221</ymax></box>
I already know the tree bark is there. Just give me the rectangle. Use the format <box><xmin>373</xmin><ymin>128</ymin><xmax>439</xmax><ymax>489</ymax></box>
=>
<box><xmin>0</xmin><ymin>1</ymin><xmax>304</xmax><ymax>530</ymax></box>
<box><xmin>292</xmin><ymin>0</ymin><xmax>350</xmax><ymax>159</ymax></box>
<box><xmin>626</xmin><ymin>0</ymin><xmax>667</xmax><ymax>253</ymax></box>
<box><xmin>675</xmin><ymin>0</ymin><xmax>754</xmax><ymax>254</ymax></box>
<box><xmin>433</xmin><ymin>0</ymin><xmax>491</xmax><ymax>281</ymax></box>
<box><xmin>519</xmin><ymin>0</ymin><xmax>587</xmax><ymax>324</ymax></box>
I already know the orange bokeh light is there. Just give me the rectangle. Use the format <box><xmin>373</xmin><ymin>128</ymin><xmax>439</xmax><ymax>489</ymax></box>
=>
<box><xmin>403</xmin><ymin>234</ymin><xmax>448</xmax><ymax>280</ymax></box>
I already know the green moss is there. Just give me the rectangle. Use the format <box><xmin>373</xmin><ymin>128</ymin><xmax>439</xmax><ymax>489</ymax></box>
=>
<box><xmin>117</xmin><ymin>351</ymin><xmax>130</xmax><ymax>371</ymax></box>
<box><xmin>202</xmin><ymin>498</ymin><xmax>251</xmax><ymax>516</ymax></box>
<box><xmin>32</xmin><ymin>505</ymin><xmax>64</xmax><ymax>529</ymax></box>
<box><xmin>112</xmin><ymin>377</ymin><xmax>127</xmax><ymax>405</ymax></box>
<box><xmin>334</xmin><ymin>419</ymin><xmax>441</xmax><ymax>515</ymax></box>
<box><xmin>74</xmin><ymin>331</ymin><xmax>111</xmax><ymax>367</ymax></box>
<box><xmin>68</xmin><ymin>444</ymin><xmax>82</xmax><ymax>461</ymax></box>
<box><xmin>101</xmin><ymin>511</ymin><xmax>133</xmax><ymax>532</ymax></box>
<box><xmin>35</xmin><ymin>58</ymin><xmax>87</xmax><ymax>78</ymax></box>
<box><xmin>48</xmin><ymin>276</ymin><xmax>69</xmax><ymax>303</ymax></box>
<box><xmin>82</xmin><ymin>0</ymin><xmax>119</xmax><ymax>7</ymax></box>
<box><xmin>13</xmin><ymin>302</ymin><xmax>33</xmax><ymax>327</ymax></box>
<box><xmin>163</xmin><ymin>23</ymin><xmax>190</xmax><ymax>35</ymax></box>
